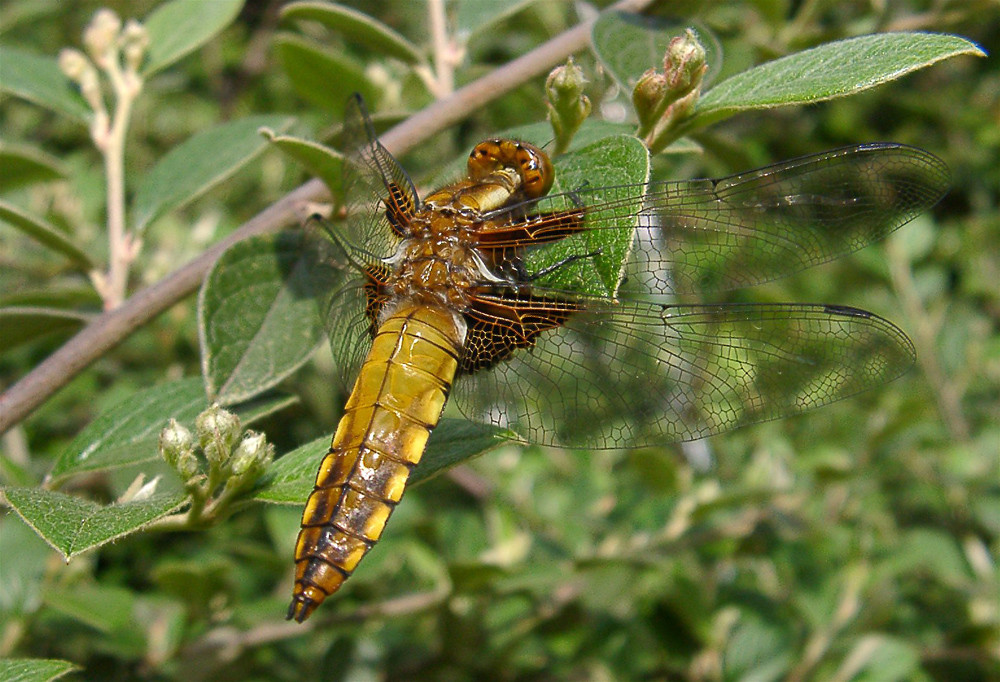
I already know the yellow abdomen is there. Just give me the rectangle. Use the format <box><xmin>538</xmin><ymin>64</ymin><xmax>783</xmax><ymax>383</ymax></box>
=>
<box><xmin>288</xmin><ymin>304</ymin><xmax>465</xmax><ymax>622</ymax></box>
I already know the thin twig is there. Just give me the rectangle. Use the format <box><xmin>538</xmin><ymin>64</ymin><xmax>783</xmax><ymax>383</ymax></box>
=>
<box><xmin>0</xmin><ymin>0</ymin><xmax>652</xmax><ymax>435</ymax></box>
<box><xmin>427</xmin><ymin>0</ymin><xmax>455</xmax><ymax>97</ymax></box>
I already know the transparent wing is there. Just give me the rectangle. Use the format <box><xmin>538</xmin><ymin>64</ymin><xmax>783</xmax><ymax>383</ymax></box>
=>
<box><xmin>487</xmin><ymin>144</ymin><xmax>949</xmax><ymax>297</ymax></box>
<box><xmin>452</xmin><ymin>300</ymin><xmax>915</xmax><ymax>448</ymax></box>
<box><xmin>305</xmin><ymin>95</ymin><xmax>418</xmax><ymax>391</ymax></box>
<box><xmin>301</xmin><ymin>223</ymin><xmax>375</xmax><ymax>393</ymax></box>
<box><xmin>338</xmin><ymin>93</ymin><xmax>413</xmax><ymax>261</ymax></box>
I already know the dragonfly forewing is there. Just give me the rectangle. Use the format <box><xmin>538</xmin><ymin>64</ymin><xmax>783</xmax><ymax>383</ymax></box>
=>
<box><xmin>493</xmin><ymin>144</ymin><xmax>949</xmax><ymax>299</ymax></box>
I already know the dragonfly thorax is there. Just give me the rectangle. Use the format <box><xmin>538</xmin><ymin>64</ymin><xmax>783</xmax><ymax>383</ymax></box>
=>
<box><xmin>385</xmin><ymin>228</ymin><xmax>498</xmax><ymax>311</ymax></box>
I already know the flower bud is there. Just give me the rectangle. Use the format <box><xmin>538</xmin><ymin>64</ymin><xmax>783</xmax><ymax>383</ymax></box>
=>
<box><xmin>195</xmin><ymin>404</ymin><xmax>242</xmax><ymax>468</ymax></box>
<box><xmin>177</xmin><ymin>451</ymin><xmax>200</xmax><ymax>480</ymax></box>
<box><xmin>632</xmin><ymin>68</ymin><xmax>668</xmax><ymax>133</ymax></box>
<box><xmin>160</xmin><ymin>418</ymin><xmax>195</xmax><ymax>469</ymax></box>
<box><xmin>230</xmin><ymin>432</ymin><xmax>271</xmax><ymax>477</ymax></box>
<box><xmin>545</xmin><ymin>59</ymin><xmax>591</xmax><ymax>153</ymax></box>
<box><xmin>84</xmin><ymin>9</ymin><xmax>122</xmax><ymax>65</ymax></box>
<box><xmin>663</xmin><ymin>29</ymin><xmax>707</xmax><ymax>100</ymax></box>
<box><xmin>78</xmin><ymin>67</ymin><xmax>104</xmax><ymax>112</ymax></box>
<box><xmin>121</xmin><ymin>19</ymin><xmax>149</xmax><ymax>72</ymax></box>
<box><xmin>58</xmin><ymin>48</ymin><xmax>92</xmax><ymax>83</ymax></box>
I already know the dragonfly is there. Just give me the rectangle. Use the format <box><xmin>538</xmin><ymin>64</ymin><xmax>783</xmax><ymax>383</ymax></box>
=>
<box><xmin>287</xmin><ymin>93</ymin><xmax>949</xmax><ymax>622</ymax></box>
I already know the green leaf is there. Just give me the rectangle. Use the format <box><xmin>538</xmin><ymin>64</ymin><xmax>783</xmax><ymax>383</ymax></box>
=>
<box><xmin>274</xmin><ymin>34</ymin><xmax>378</xmax><ymax>116</ymax></box>
<box><xmin>0</xmin><ymin>517</ymin><xmax>52</xmax><ymax>614</ymax></box>
<box><xmin>262</xmin><ymin>129</ymin><xmax>343</xmax><ymax>197</ymax></box>
<box><xmin>130</xmin><ymin>115</ymin><xmax>294</xmax><ymax>233</ymax></box>
<box><xmin>891</xmin><ymin>527</ymin><xmax>973</xmax><ymax>583</ymax></box>
<box><xmin>280</xmin><ymin>1</ymin><xmax>422</xmax><ymax>65</ymax></box>
<box><xmin>143</xmin><ymin>0</ymin><xmax>245</xmax><ymax>76</ymax></box>
<box><xmin>591</xmin><ymin>11</ymin><xmax>722</xmax><ymax>90</ymax></box>
<box><xmin>525</xmin><ymin>134</ymin><xmax>650</xmax><ymax>296</ymax></box>
<box><xmin>0</xmin><ymin>305</ymin><xmax>91</xmax><ymax>353</ymax></box>
<box><xmin>0</xmin><ymin>142</ymin><xmax>67</xmax><ymax>192</ymax></box>
<box><xmin>690</xmin><ymin>32</ymin><xmax>986</xmax><ymax>129</ymax></box>
<box><xmin>0</xmin><ymin>46</ymin><xmax>90</xmax><ymax>121</ymax></box>
<box><xmin>0</xmin><ymin>659</ymin><xmax>77</xmax><ymax>682</ymax></box>
<box><xmin>47</xmin><ymin>378</ymin><xmax>296</xmax><ymax>484</ymax></box>
<box><xmin>0</xmin><ymin>199</ymin><xmax>94</xmax><ymax>268</ymax></box>
<box><xmin>200</xmin><ymin>232</ymin><xmax>325</xmax><ymax>404</ymax></box>
<box><xmin>456</xmin><ymin>0</ymin><xmax>538</xmax><ymax>37</ymax></box>
<box><xmin>842</xmin><ymin>635</ymin><xmax>921</xmax><ymax>682</ymax></box>
<box><xmin>0</xmin><ymin>284</ymin><xmax>102</xmax><ymax>309</ymax></box>
<box><xmin>3</xmin><ymin>487</ymin><xmax>187</xmax><ymax>559</ymax></box>
<box><xmin>254</xmin><ymin>419</ymin><xmax>514</xmax><ymax>504</ymax></box>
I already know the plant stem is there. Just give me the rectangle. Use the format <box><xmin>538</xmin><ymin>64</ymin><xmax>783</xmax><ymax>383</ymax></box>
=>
<box><xmin>428</xmin><ymin>0</ymin><xmax>454</xmax><ymax>96</ymax></box>
<box><xmin>97</xmin><ymin>50</ymin><xmax>141</xmax><ymax>310</ymax></box>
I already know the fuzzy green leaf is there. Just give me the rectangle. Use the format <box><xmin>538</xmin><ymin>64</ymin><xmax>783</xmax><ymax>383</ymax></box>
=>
<box><xmin>143</xmin><ymin>0</ymin><xmax>245</xmax><ymax>75</ymax></box>
<box><xmin>47</xmin><ymin>378</ymin><xmax>296</xmax><ymax>484</ymax></box>
<box><xmin>524</xmin><ymin>134</ymin><xmax>650</xmax><ymax>296</ymax></box>
<box><xmin>0</xmin><ymin>305</ymin><xmax>91</xmax><ymax>354</ymax></box>
<box><xmin>455</xmin><ymin>0</ymin><xmax>537</xmax><ymax>37</ymax></box>
<box><xmin>0</xmin><ymin>199</ymin><xmax>94</xmax><ymax>268</ymax></box>
<box><xmin>281</xmin><ymin>1</ymin><xmax>422</xmax><ymax>65</ymax></box>
<box><xmin>3</xmin><ymin>487</ymin><xmax>186</xmax><ymax>559</ymax></box>
<box><xmin>131</xmin><ymin>115</ymin><xmax>293</xmax><ymax>233</ymax></box>
<box><xmin>690</xmin><ymin>32</ymin><xmax>986</xmax><ymax>129</ymax></box>
<box><xmin>0</xmin><ymin>658</ymin><xmax>78</xmax><ymax>682</ymax></box>
<box><xmin>0</xmin><ymin>142</ymin><xmax>68</xmax><ymax>192</ymax></box>
<box><xmin>200</xmin><ymin>232</ymin><xmax>326</xmax><ymax>404</ymax></box>
<box><xmin>274</xmin><ymin>34</ymin><xmax>378</xmax><ymax>116</ymax></box>
<box><xmin>262</xmin><ymin>129</ymin><xmax>343</xmax><ymax>197</ymax></box>
<box><xmin>0</xmin><ymin>46</ymin><xmax>90</xmax><ymax>120</ymax></box>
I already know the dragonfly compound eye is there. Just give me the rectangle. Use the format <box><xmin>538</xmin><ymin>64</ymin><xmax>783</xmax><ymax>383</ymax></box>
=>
<box><xmin>468</xmin><ymin>139</ymin><xmax>554</xmax><ymax>198</ymax></box>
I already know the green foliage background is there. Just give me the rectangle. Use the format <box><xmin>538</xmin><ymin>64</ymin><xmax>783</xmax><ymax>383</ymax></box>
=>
<box><xmin>1</xmin><ymin>1</ymin><xmax>997</xmax><ymax>680</ymax></box>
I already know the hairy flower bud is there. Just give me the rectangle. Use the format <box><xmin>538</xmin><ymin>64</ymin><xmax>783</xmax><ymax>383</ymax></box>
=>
<box><xmin>633</xmin><ymin>68</ymin><xmax>668</xmax><ymax>133</ymax></box>
<box><xmin>160</xmin><ymin>419</ymin><xmax>195</xmax><ymax>469</ymax></box>
<box><xmin>196</xmin><ymin>404</ymin><xmax>242</xmax><ymax>468</ymax></box>
<box><xmin>121</xmin><ymin>19</ymin><xmax>149</xmax><ymax>72</ymax></box>
<box><xmin>84</xmin><ymin>9</ymin><xmax>122</xmax><ymax>65</ymax></box>
<box><xmin>58</xmin><ymin>48</ymin><xmax>92</xmax><ymax>82</ymax></box>
<box><xmin>663</xmin><ymin>29</ymin><xmax>707</xmax><ymax>99</ymax></box>
<box><xmin>545</xmin><ymin>59</ymin><xmax>591</xmax><ymax>153</ymax></box>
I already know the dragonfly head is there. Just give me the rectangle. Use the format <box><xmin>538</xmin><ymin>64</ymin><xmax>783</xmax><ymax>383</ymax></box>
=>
<box><xmin>469</xmin><ymin>138</ymin><xmax>554</xmax><ymax>199</ymax></box>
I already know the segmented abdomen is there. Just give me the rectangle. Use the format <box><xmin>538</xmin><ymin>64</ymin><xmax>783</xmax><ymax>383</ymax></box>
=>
<box><xmin>288</xmin><ymin>304</ymin><xmax>465</xmax><ymax>622</ymax></box>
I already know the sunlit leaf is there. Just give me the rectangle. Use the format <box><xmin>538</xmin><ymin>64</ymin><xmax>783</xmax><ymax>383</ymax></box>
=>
<box><xmin>690</xmin><ymin>32</ymin><xmax>986</xmax><ymax>129</ymax></box>
<box><xmin>143</xmin><ymin>0</ymin><xmax>245</xmax><ymax>76</ymax></box>
<box><xmin>523</xmin><ymin>134</ymin><xmax>650</xmax><ymax>296</ymax></box>
<box><xmin>274</xmin><ymin>34</ymin><xmax>378</xmax><ymax>116</ymax></box>
<box><xmin>47</xmin><ymin>378</ymin><xmax>296</xmax><ymax>484</ymax></box>
<box><xmin>281</xmin><ymin>1</ymin><xmax>422</xmax><ymax>65</ymax></box>
<box><xmin>0</xmin><ymin>46</ymin><xmax>90</xmax><ymax>120</ymax></box>
<box><xmin>262</xmin><ymin>129</ymin><xmax>343</xmax><ymax>197</ymax></box>
<box><xmin>200</xmin><ymin>232</ymin><xmax>326</xmax><ymax>404</ymax></box>
<box><xmin>0</xmin><ymin>199</ymin><xmax>94</xmax><ymax>268</ymax></box>
<box><xmin>3</xmin><ymin>487</ymin><xmax>187</xmax><ymax>559</ymax></box>
<box><xmin>131</xmin><ymin>115</ymin><xmax>293</xmax><ymax>233</ymax></box>
<box><xmin>0</xmin><ymin>658</ymin><xmax>77</xmax><ymax>682</ymax></box>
